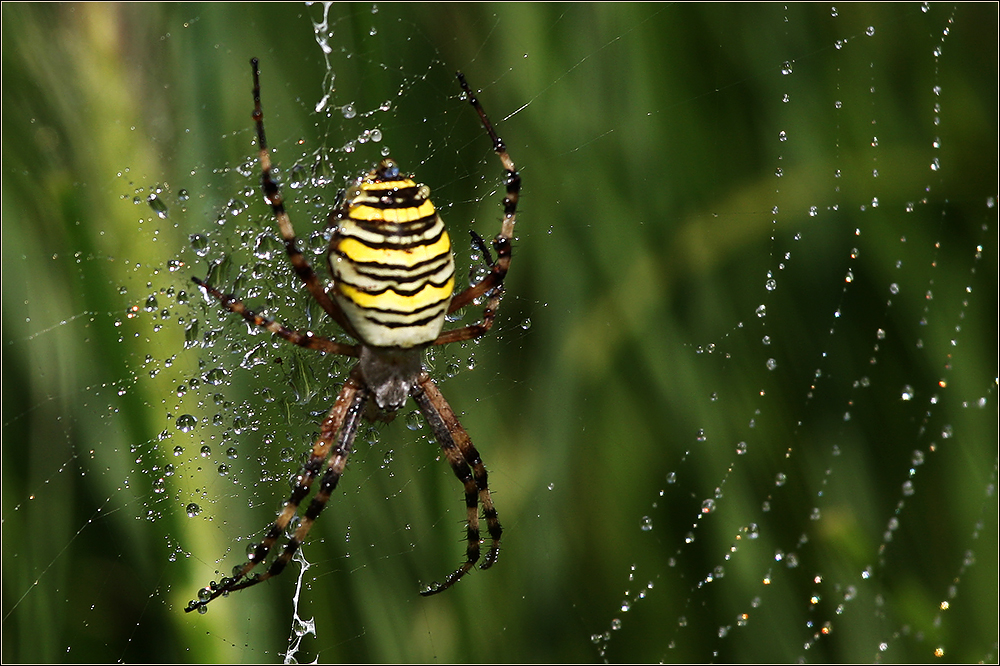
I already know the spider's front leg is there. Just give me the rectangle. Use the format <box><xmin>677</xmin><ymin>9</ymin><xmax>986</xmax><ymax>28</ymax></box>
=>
<box><xmin>411</xmin><ymin>372</ymin><xmax>502</xmax><ymax>595</ymax></box>
<box><xmin>249</xmin><ymin>57</ymin><xmax>360</xmax><ymax>340</ymax></box>
<box><xmin>192</xmin><ymin>277</ymin><xmax>359</xmax><ymax>357</ymax></box>
<box><xmin>185</xmin><ymin>369</ymin><xmax>369</xmax><ymax>613</ymax></box>
<box><xmin>434</xmin><ymin>72</ymin><xmax>520</xmax><ymax>345</ymax></box>
<box><xmin>448</xmin><ymin>72</ymin><xmax>519</xmax><ymax>312</ymax></box>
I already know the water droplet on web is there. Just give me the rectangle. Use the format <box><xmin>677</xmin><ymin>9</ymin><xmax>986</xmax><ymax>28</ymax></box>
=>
<box><xmin>405</xmin><ymin>410</ymin><xmax>422</xmax><ymax>431</ymax></box>
<box><xmin>640</xmin><ymin>516</ymin><xmax>653</xmax><ymax>531</ymax></box>
<box><xmin>254</xmin><ymin>232</ymin><xmax>282</xmax><ymax>260</ymax></box>
<box><xmin>147</xmin><ymin>193</ymin><xmax>168</xmax><ymax>219</ymax></box>
<box><xmin>175</xmin><ymin>414</ymin><xmax>196</xmax><ymax>432</ymax></box>
<box><xmin>203</xmin><ymin>367</ymin><xmax>226</xmax><ymax>385</ymax></box>
<box><xmin>188</xmin><ymin>234</ymin><xmax>208</xmax><ymax>257</ymax></box>
<box><xmin>186</xmin><ymin>503</ymin><xmax>201</xmax><ymax>517</ymax></box>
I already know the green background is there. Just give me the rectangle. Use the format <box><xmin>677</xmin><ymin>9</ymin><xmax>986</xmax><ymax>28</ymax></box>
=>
<box><xmin>3</xmin><ymin>3</ymin><xmax>997</xmax><ymax>663</ymax></box>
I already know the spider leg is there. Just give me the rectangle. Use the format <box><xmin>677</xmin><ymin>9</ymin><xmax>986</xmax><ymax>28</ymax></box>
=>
<box><xmin>192</xmin><ymin>277</ymin><xmax>359</xmax><ymax>357</ymax></box>
<box><xmin>446</xmin><ymin>72</ymin><xmax>520</xmax><ymax>318</ymax></box>
<box><xmin>411</xmin><ymin>372</ymin><xmax>502</xmax><ymax>596</ymax></box>
<box><xmin>431</xmin><ymin>285</ymin><xmax>504</xmax><ymax>346</ymax></box>
<box><xmin>431</xmin><ymin>231</ymin><xmax>505</xmax><ymax>346</ymax></box>
<box><xmin>250</xmin><ymin>57</ymin><xmax>360</xmax><ymax>340</ymax></box>
<box><xmin>186</xmin><ymin>370</ymin><xmax>369</xmax><ymax>613</ymax></box>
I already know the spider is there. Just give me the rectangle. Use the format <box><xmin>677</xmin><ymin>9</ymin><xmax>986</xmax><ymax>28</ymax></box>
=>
<box><xmin>184</xmin><ymin>58</ymin><xmax>518</xmax><ymax>614</ymax></box>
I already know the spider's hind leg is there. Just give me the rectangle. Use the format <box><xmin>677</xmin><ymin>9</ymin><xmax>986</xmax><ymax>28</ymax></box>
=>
<box><xmin>185</xmin><ymin>369</ymin><xmax>369</xmax><ymax>613</ymax></box>
<box><xmin>411</xmin><ymin>372</ymin><xmax>502</xmax><ymax>596</ymax></box>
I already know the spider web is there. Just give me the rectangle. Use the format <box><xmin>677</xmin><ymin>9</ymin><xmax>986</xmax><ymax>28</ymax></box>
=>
<box><xmin>2</xmin><ymin>3</ymin><xmax>996</xmax><ymax>664</ymax></box>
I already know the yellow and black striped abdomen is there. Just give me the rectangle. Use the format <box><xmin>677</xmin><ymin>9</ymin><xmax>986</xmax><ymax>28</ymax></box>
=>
<box><xmin>329</xmin><ymin>159</ymin><xmax>455</xmax><ymax>348</ymax></box>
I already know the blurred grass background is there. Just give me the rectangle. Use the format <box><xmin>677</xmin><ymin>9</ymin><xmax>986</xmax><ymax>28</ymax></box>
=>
<box><xmin>2</xmin><ymin>3</ymin><xmax>996</xmax><ymax>663</ymax></box>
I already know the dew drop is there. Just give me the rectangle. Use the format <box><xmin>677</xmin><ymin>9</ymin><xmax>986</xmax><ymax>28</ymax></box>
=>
<box><xmin>175</xmin><ymin>414</ymin><xmax>197</xmax><ymax>433</ymax></box>
<box><xmin>405</xmin><ymin>410</ymin><xmax>423</xmax><ymax>431</ymax></box>
<box><xmin>147</xmin><ymin>193</ymin><xmax>169</xmax><ymax>219</ymax></box>
<box><xmin>203</xmin><ymin>367</ymin><xmax>226</xmax><ymax>385</ymax></box>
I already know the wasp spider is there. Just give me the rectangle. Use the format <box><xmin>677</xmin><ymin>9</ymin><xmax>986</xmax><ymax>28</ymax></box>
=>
<box><xmin>185</xmin><ymin>59</ymin><xmax>518</xmax><ymax>613</ymax></box>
